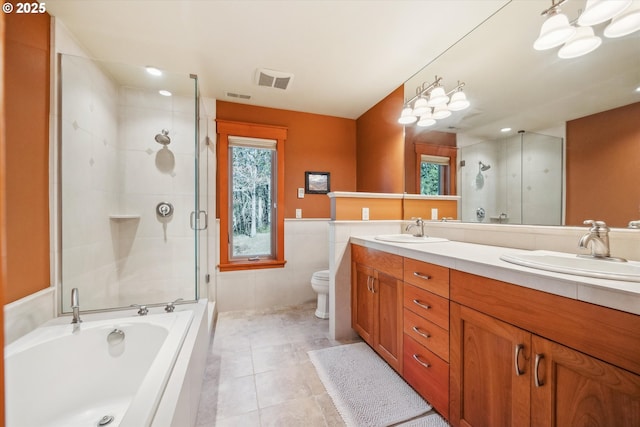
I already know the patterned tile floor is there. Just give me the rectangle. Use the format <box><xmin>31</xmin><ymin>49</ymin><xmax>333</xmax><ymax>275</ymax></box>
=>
<box><xmin>195</xmin><ymin>302</ymin><xmax>359</xmax><ymax>426</ymax></box>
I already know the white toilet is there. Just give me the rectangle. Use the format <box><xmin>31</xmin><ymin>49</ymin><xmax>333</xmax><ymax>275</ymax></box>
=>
<box><xmin>311</xmin><ymin>269</ymin><xmax>330</xmax><ymax>319</ymax></box>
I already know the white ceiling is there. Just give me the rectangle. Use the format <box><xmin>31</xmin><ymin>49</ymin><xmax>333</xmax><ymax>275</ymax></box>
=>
<box><xmin>45</xmin><ymin>0</ymin><xmax>509</xmax><ymax>119</ymax></box>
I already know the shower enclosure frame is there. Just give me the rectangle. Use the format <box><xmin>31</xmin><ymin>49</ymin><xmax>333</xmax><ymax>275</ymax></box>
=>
<box><xmin>54</xmin><ymin>54</ymin><xmax>205</xmax><ymax>315</ymax></box>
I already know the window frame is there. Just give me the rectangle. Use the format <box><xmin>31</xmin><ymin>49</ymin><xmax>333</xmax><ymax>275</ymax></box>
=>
<box><xmin>414</xmin><ymin>143</ymin><xmax>457</xmax><ymax>196</ymax></box>
<box><xmin>217</xmin><ymin>120</ymin><xmax>287</xmax><ymax>272</ymax></box>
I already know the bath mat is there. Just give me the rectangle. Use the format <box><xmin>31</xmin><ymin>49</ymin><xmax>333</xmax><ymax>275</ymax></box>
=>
<box><xmin>396</xmin><ymin>413</ymin><xmax>450</xmax><ymax>426</ymax></box>
<box><xmin>308</xmin><ymin>342</ymin><xmax>432</xmax><ymax>427</ymax></box>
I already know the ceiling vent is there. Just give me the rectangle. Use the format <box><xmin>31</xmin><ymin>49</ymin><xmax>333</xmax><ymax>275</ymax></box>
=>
<box><xmin>255</xmin><ymin>68</ymin><xmax>294</xmax><ymax>90</ymax></box>
<box><xmin>226</xmin><ymin>91</ymin><xmax>251</xmax><ymax>100</ymax></box>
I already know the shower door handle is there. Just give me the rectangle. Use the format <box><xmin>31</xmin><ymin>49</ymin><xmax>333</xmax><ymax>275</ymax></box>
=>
<box><xmin>190</xmin><ymin>210</ymin><xmax>208</xmax><ymax>230</ymax></box>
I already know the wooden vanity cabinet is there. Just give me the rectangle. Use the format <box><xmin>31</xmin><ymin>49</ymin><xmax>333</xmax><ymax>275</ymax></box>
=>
<box><xmin>450</xmin><ymin>270</ymin><xmax>640</xmax><ymax>427</ymax></box>
<box><xmin>351</xmin><ymin>245</ymin><xmax>403</xmax><ymax>373</ymax></box>
<box><xmin>402</xmin><ymin>258</ymin><xmax>451</xmax><ymax>419</ymax></box>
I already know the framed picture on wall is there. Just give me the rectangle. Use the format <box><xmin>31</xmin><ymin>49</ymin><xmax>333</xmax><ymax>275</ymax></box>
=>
<box><xmin>305</xmin><ymin>171</ymin><xmax>330</xmax><ymax>194</ymax></box>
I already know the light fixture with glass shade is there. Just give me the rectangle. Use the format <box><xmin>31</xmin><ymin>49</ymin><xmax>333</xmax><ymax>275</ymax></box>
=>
<box><xmin>534</xmin><ymin>0</ymin><xmax>576</xmax><ymax>50</ymax></box>
<box><xmin>397</xmin><ymin>76</ymin><xmax>469</xmax><ymax>126</ymax></box>
<box><xmin>604</xmin><ymin>1</ymin><xmax>640</xmax><ymax>37</ymax></box>
<box><xmin>558</xmin><ymin>26</ymin><xmax>602</xmax><ymax>58</ymax></box>
<box><xmin>448</xmin><ymin>89</ymin><xmax>471</xmax><ymax>111</ymax></box>
<box><xmin>412</xmin><ymin>97</ymin><xmax>430</xmax><ymax>117</ymax></box>
<box><xmin>417</xmin><ymin>111</ymin><xmax>436</xmax><ymax>127</ymax></box>
<box><xmin>578</xmin><ymin>0</ymin><xmax>632</xmax><ymax>26</ymax></box>
<box><xmin>535</xmin><ymin>0</ymin><xmax>639</xmax><ymax>58</ymax></box>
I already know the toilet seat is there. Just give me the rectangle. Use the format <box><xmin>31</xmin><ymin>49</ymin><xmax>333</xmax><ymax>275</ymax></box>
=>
<box><xmin>311</xmin><ymin>269</ymin><xmax>330</xmax><ymax>319</ymax></box>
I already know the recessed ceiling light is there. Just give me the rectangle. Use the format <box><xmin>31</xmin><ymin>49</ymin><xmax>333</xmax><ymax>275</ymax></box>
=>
<box><xmin>501</xmin><ymin>127</ymin><xmax>512</xmax><ymax>132</ymax></box>
<box><xmin>158</xmin><ymin>90</ymin><xmax>172</xmax><ymax>97</ymax></box>
<box><xmin>146</xmin><ymin>66</ymin><xmax>162</xmax><ymax>76</ymax></box>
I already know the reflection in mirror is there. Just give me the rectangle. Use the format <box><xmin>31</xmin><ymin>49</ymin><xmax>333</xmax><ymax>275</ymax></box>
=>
<box><xmin>402</xmin><ymin>0</ymin><xmax>640</xmax><ymax>227</ymax></box>
<box><xmin>459</xmin><ymin>131</ymin><xmax>563</xmax><ymax>225</ymax></box>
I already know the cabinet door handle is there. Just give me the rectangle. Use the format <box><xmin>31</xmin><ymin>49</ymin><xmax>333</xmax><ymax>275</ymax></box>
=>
<box><xmin>514</xmin><ymin>344</ymin><xmax>525</xmax><ymax>376</ymax></box>
<box><xmin>412</xmin><ymin>326</ymin><xmax>430</xmax><ymax>339</ymax></box>
<box><xmin>534</xmin><ymin>354</ymin><xmax>545</xmax><ymax>387</ymax></box>
<box><xmin>366</xmin><ymin>276</ymin><xmax>372</xmax><ymax>292</ymax></box>
<box><xmin>412</xmin><ymin>299</ymin><xmax>431</xmax><ymax>310</ymax></box>
<box><xmin>412</xmin><ymin>353</ymin><xmax>431</xmax><ymax>369</ymax></box>
<box><xmin>413</xmin><ymin>272</ymin><xmax>431</xmax><ymax>280</ymax></box>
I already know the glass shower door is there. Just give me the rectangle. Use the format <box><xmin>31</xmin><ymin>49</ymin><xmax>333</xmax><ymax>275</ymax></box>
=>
<box><xmin>59</xmin><ymin>55</ymin><xmax>200</xmax><ymax>312</ymax></box>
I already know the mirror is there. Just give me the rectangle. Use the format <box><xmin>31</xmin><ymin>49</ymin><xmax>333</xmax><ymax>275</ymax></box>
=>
<box><xmin>402</xmin><ymin>0</ymin><xmax>640</xmax><ymax>227</ymax></box>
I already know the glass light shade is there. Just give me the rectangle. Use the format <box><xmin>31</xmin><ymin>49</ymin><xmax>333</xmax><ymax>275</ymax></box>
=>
<box><xmin>427</xmin><ymin>87</ymin><xmax>449</xmax><ymax>107</ymax></box>
<box><xmin>398</xmin><ymin>107</ymin><xmax>417</xmax><ymax>124</ymax></box>
<box><xmin>533</xmin><ymin>13</ymin><xmax>576</xmax><ymax>50</ymax></box>
<box><xmin>558</xmin><ymin>26</ymin><xmax>602</xmax><ymax>59</ymax></box>
<box><xmin>412</xmin><ymin>97</ymin><xmax>430</xmax><ymax>117</ymax></box>
<box><xmin>578</xmin><ymin>0</ymin><xmax>632</xmax><ymax>26</ymax></box>
<box><xmin>448</xmin><ymin>91</ymin><xmax>470</xmax><ymax>111</ymax></box>
<box><xmin>432</xmin><ymin>104</ymin><xmax>452</xmax><ymax>120</ymax></box>
<box><xmin>604</xmin><ymin>2</ymin><xmax>640</xmax><ymax>37</ymax></box>
<box><xmin>417</xmin><ymin>114</ymin><xmax>436</xmax><ymax>127</ymax></box>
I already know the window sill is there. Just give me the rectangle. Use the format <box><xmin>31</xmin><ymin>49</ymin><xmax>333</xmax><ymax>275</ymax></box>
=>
<box><xmin>219</xmin><ymin>259</ymin><xmax>287</xmax><ymax>272</ymax></box>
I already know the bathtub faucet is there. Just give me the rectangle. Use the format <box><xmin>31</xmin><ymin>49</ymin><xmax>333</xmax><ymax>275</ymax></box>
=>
<box><xmin>71</xmin><ymin>288</ymin><xmax>82</xmax><ymax>324</ymax></box>
<box><xmin>131</xmin><ymin>304</ymin><xmax>149</xmax><ymax>316</ymax></box>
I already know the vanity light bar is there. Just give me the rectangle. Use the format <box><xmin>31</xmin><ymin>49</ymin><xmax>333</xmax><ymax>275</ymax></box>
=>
<box><xmin>398</xmin><ymin>76</ymin><xmax>470</xmax><ymax>126</ymax></box>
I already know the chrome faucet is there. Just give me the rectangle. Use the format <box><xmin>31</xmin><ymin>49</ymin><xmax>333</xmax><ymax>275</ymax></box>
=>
<box><xmin>629</xmin><ymin>220</ymin><xmax>640</xmax><ymax>229</ymax></box>
<box><xmin>578</xmin><ymin>220</ymin><xmax>626</xmax><ymax>262</ymax></box>
<box><xmin>406</xmin><ymin>217</ymin><xmax>425</xmax><ymax>237</ymax></box>
<box><xmin>71</xmin><ymin>288</ymin><xmax>82</xmax><ymax>324</ymax></box>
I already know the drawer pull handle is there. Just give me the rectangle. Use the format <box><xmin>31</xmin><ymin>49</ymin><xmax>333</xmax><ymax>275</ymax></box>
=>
<box><xmin>514</xmin><ymin>344</ymin><xmax>525</xmax><ymax>376</ymax></box>
<box><xmin>413</xmin><ymin>272</ymin><xmax>431</xmax><ymax>280</ymax></box>
<box><xmin>412</xmin><ymin>353</ymin><xmax>431</xmax><ymax>369</ymax></box>
<box><xmin>412</xmin><ymin>326</ymin><xmax>430</xmax><ymax>339</ymax></box>
<box><xmin>412</xmin><ymin>299</ymin><xmax>431</xmax><ymax>310</ymax></box>
<box><xmin>534</xmin><ymin>354</ymin><xmax>545</xmax><ymax>387</ymax></box>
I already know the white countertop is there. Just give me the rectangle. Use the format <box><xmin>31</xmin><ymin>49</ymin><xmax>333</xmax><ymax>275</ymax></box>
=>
<box><xmin>350</xmin><ymin>236</ymin><xmax>640</xmax><ymax>316</ymax></box>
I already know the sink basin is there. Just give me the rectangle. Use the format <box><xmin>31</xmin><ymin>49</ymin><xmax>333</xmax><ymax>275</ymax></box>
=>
<box><xmin>374</xmin><ymin>234</ymin><xmax>448</xmax><ymax>244</ymax></box>
<box><xmin>500</xmin><ymin>251</ymin><xmax>640</xmax><ymax>282</ymax></box>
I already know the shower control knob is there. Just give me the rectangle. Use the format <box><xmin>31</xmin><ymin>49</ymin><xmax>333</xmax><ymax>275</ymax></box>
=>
<box><xmin>156</xmin><ymin>202</ymin><xmax>174</xmax><ymax>217</ymax></box>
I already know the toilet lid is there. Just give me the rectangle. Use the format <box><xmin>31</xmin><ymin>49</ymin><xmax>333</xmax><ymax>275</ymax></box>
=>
<box><xmin>312</xmin><ymin>269</ymin><xmax>330</xmax><ymax>281</ymax></box>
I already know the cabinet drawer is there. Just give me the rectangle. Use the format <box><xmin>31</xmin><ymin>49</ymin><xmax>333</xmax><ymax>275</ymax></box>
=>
<box><xmin>404</xmin><ymin>284</ymin><xmax>449</xmax><ymax>330</ymax></box>
<box><xmin>403</xmin><ymin>258</ymin><xmax>449</xmax><ymax>298</ymax></box>
<box><xmin>403</xmin><ymin>335</ymin><xmax>449</xmax><ymax>418</ymax></box>
<box><xmin>404</xmin><ymin>308</ymin><xmax>449</xmax><ymax>362</ymax></box>
<box><xmin>352</xmin><ymin>244</ymin><xmax>403</xmax><ymax>279</ymax></box>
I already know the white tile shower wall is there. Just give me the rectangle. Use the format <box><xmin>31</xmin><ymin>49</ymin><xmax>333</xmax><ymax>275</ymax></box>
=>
<box><xmin>215</xmin><ymin>219</ymin><xmax>331</xmax><ymax>312</ymax></box>
<box><xmin>60</xmin><ymin>54</ymin><xmax>121</xmax><ymax>310</ymax></box>
<box><xmin>116</xmin><ymin>87</ymin><xmax>197</xmax><ymax>305</ymax></box>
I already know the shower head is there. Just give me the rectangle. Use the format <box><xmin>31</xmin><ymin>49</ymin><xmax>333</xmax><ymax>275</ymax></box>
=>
<box><xmin>479</xmin><ymin>161</ymin><xmax>491</xmax><ymax>171</ymax></box>
<box><xmin>155</xmin><ymin>129</ymin><xmax>171</xmax><ymax>145</ymax></box>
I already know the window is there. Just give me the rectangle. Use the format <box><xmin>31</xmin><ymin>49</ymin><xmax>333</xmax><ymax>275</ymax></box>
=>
<box><xmin>414</xmin><ymin>143</ymin><xmax>457</xmax><ymax>196</ymax></box>
<box><xmin>229</xmin><ymin>137</ymin><xmax>276</xmax><ymax>259</ymax></box>
<box><xmin>217</xmin><ymin>121</ymin><xmax>287</xmax><ymax>271</ymax></box>
<box><xmin>420</xmin><ymin>155</ymin><xmax>450</xmax><ymax>195</ymax></box>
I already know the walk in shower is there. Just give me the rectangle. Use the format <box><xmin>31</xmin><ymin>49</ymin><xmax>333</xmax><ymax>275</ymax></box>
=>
<box><xmin>58</xmin><ymin>54</ymin><xmax>207</xmax><ymax>313</ymax></box>
<box><xmin>459</xmin><ymin>131</ymin><xmax>563</xmax><ymax>225</ymax></box>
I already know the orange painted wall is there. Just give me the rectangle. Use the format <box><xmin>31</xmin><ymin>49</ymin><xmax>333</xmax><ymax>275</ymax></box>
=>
<box><xmin>216</xmin><ymin>101</ymin><xmax>357</xmax><ymax>218</ymax></box>
<box><xmin>355</xmin><ymin>85</ymin><xmax>404</xmax><ymax>193</ymax></box>
<box><xmin>566</xmin><ymin>102</ymin><xmax>640</xmax><ymax>227</ymax></box>
<box><xmin>4</xmin><ymin>11</ymin><xmax>50</xmax><ymax>303</ymax></box>
<box><xmin>1</xmin><ymin>10</ymin><xmax>7</xmax><ymax>422</ymax></box>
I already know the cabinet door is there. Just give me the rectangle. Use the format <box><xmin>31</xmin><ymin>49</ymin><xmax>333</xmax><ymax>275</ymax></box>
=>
<box><xmin>351</xmin><ymin>262</ymin><xmax>374</xmax><ymax>345</ymax></box>
<box><xmin>531</xmin><ymin>335</ymin><xmax>640</xmax><ymax>427</ymax></box>
<box><xmin>450</xmin><ymin>303</ymin><xmax>531</xmax><ymax>427</ymax></box>
<box><xmin>373</xmin><ymin>271</ymin><xmax>403</xmax><ymax>372</ymax></box>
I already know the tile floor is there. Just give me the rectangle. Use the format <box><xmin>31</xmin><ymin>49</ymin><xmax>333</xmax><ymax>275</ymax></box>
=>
<box><xmin>195</xmin><ymin>302</ymin><xmax>359</xmax><ymax>426</ymax></box>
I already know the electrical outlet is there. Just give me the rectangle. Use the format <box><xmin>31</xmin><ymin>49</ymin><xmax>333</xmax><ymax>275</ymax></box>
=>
<box><xmin>295</xmin><ymin>209</ymin><xmax>302</xmax><ymax>219</ymax></box>
<box><xmin>297</xmin><ymin>188</ymin><xmax>305</xmax><ymax>198</ymax></box>
<box><xmin>362</xmin><ymin>207</ymin><xmax>369</xmax><ymax>221</ymax></box>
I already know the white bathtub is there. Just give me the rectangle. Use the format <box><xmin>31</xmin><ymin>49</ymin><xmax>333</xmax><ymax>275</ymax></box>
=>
<box><xmin>5</xmin><ymin>309</ymin><xmax>194</xmax><ymax>427</ymax></box>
